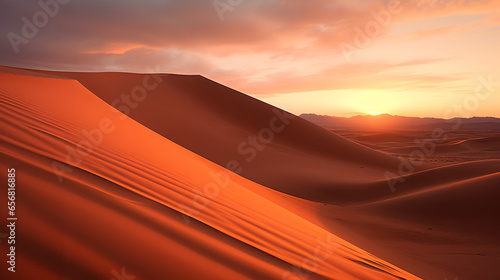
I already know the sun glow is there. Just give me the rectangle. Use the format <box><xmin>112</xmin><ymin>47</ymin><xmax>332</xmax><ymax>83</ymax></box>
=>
<box><xmin>364</xmin><ymin>111</ymin><xmax>386</xmax><ymax>116</ymax></box>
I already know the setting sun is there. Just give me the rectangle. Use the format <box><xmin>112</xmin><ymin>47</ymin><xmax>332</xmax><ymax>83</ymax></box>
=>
<box><xmin>2</xmin><ymin>1</ymin><xmax>500</xmax><ymax>279</ymax></box>
<box><xmin>364</xmin><ymin>111</ymin><xmax>386</xmax><ymax>116</ymax></box>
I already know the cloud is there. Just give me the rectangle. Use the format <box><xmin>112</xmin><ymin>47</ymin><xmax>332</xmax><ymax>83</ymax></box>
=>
<box><xmin>236</xmin><ymin>58</ymin><xmax>464</xmax><ymax>95</ymax></box>
<box><xmin>0</xmin><ymin>0</ymin><xmax>498</xmax><ymax>98</ymax></box>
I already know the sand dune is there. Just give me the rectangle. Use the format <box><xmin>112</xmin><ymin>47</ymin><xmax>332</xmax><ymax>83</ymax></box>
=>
<box><xmin>336</xmin><ymin>130</ymin><xmax>500</xmax><ymax>165</ymax></box>
<box><xmin>301</xmin><ymin>113</ymin><xmax>500</xmax><ymax>132</ymax></box>
<box><xmin>1</xmin><ymin>66</ymin><xmax>499</xmax><ymax>279</ymax></box>
<box><xmin>0</xmin><ymin>68</ymin><xmax>420</xmax><ymax>279</ymax></box>
<box><xmin>21</xmin><ymin>67</ymin><xmax>419</xmax><ymax>202</ymax></box>
<box><xmin>374</xmin><ymin>134</ymin><xmax>500</xmax><ymax>156</ymax></box>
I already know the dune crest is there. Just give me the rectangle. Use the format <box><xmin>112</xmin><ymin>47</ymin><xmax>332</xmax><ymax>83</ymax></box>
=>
<box><xmin>1</xmin><ymin>66</ymin><xmax>499</xmax><ymax>280</ymax></box>
<box><xmin>0</xmin><ymin>68</ymin><xmax>421</xmax><ymax>279</ymax></box>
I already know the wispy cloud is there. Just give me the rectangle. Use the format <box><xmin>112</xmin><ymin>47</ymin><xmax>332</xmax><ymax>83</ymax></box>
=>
<box><xmin>1</xmin><ymin>0</ymin><xmax>498</xmax><ymax>117</ymax></box>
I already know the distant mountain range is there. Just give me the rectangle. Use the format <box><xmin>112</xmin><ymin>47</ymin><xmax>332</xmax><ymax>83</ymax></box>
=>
<box><xmin>300</xmin><ymin>113</ymin><xmax>500</xmax><ymax>131</ymax></box>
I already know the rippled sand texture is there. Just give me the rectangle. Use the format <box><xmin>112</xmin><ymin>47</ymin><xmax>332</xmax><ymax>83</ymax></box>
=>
<box><xmin>1</xmin><ymin>66</ymin><xmax>499</xmax><ymax>279</ymax></box>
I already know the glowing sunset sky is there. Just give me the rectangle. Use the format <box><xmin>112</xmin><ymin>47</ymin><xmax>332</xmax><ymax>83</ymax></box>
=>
<box><xmin>1</xmin><ymin>0</ymin><xmax>499</xmax><ymax>117</ymax></box>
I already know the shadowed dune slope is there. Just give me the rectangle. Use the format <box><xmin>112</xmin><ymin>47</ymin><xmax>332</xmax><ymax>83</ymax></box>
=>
<box><xmin>1</xmin><ymin>66</ymin><xmax>499</xmax><ymax>280</ymax></box>
<box><xmin>0</xmin><ymin>69</ymin><xmax>421</xmax><ymax>279</ymax></box>
<box><xmin>13</xmin><ymin>66</ymin><xmax>422</xmax><ymax>202</ymax></box>
<box><xmin>357</xmin><ymin>171</ymin><xmax>500</xmax><ymax>236</ymax></box>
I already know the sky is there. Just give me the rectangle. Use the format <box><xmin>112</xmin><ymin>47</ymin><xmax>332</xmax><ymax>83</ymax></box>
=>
<box><xmin>1</xmin><ymin>0</ymin><xmax>499</xmax><ymax>118</ymax></box>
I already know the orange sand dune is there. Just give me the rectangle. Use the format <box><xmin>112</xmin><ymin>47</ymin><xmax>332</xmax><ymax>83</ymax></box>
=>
<box><xmin>1</xmin><ymin>66</ymin><xmax>499</xmax><ymax>280</ymax></box>
<box><xmin>337</xmin><ymin>130</ymin><xmax>500</xmax><ymax>161</ymax></box>
<box><xmin>232</xmin><ymin>162</ymin><xmax>500</xmax><ymax>280</ymax></box>
<box><xmin>0</xmin><ymin>68</ymin><xmax>420</xmax><ymax>279</ymax></box>
<box><xmin>19</xmin><ymin>66</ymin><xmax>423</xmax><ymax>202</ymax></box>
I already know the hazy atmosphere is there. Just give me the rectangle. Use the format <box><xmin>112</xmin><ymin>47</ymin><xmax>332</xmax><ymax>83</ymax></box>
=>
<box><xmin>2</xmin><ymin>0</ymin><xmax>499</xmax><ymax>117</ymax></box>
<box><xmin>1</xmin><ymin>1</ymin><xmax>500</xmax><ymax>280</ymax></box>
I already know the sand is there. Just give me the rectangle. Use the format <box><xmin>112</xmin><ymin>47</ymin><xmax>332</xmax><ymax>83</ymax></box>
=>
<box><xmin>1</xmin><ymin>65</ymin><xmax>498</xmax><ymax>279</ymax></box>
